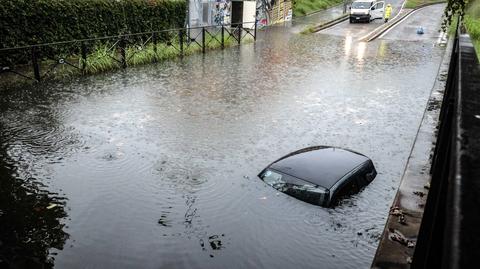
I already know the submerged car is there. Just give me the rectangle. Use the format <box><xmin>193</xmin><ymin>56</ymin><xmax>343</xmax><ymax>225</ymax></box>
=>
<box><xmin>258</xmin><ymin>146</ymin><xmax>377</xmax><ymax>207</ymax></box>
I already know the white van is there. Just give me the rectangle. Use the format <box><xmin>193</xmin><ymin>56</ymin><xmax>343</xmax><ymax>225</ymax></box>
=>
<box><xmin>349</xmin><ymin>0</ymin><xmax>385</xmax><ymax>23</ymax></box>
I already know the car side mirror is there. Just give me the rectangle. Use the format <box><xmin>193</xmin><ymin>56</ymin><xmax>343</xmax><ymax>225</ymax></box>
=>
<box><xmin>371</xmin><ymin>7</ymin><xmax>375</xmax><ymax>10</ymax></box>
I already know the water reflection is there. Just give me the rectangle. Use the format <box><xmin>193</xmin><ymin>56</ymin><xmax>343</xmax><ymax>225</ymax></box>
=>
<box><xmin>356</xmin><ymin>42</ymin><xmax>367</xmax><ymax>61</ymax></box>
<box><xmin>377</xmin><ymin>41</ymin><xmax>388</xmax><ymax>59</ymax></box>
<box><xmin>0</xmin><ymin>147</ymin><xmax>69</xmax><ymax>268</ymax></box>
<box><xmin>344</xmin><ymin>35</ymin><xmax>353</xmax><ymax>57</ymax></box>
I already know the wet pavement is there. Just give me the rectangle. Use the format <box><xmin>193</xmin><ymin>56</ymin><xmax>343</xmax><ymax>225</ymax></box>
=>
<box><xmin>381</xmin><ymin>4</ymin><xmax>446</xmax><ymax>41</ymax></box>
<box><xmin>321</xmin><ymin>0</ymin><xmax>405</xmax><ymax>39</ymax></box>
<box><xmin>0</xmin><ymin>3</ymin><xmax>447</xmax><ymax>269</ymax></box>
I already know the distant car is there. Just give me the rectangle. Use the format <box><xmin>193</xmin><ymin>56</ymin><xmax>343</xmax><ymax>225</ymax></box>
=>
<box><xmin>258</xmin><ymin>146</ymin><xmax>377</xmax><ymax>207</ymax></box>
<box><xmin>349</xmin><ymin>0</ymin><xmax>385</xmax><ymax>23</ymax></box>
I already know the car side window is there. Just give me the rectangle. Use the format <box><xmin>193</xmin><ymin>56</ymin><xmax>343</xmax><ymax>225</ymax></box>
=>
<box><xmin>356</xmin><ymin>168</ymin><xmax>370</xmax><ymax>187</ymax></box>
<box><xmin>335</xmin><ymin>178</ymin><xmax>359</xmax><ymax>199</ymax></box>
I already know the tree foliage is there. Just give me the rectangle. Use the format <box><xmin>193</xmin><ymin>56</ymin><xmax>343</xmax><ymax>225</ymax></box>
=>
<box><xmin>444</xmin><ymin>0</ymin><xmax>467</xmax><ymax>29</ymax></box>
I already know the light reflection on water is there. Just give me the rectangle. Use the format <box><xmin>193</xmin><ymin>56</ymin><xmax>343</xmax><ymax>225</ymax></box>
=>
<box><xmin>0</xmin><ymin>26</ymin><xmax>444</xmax><ymax>268</ymax></box>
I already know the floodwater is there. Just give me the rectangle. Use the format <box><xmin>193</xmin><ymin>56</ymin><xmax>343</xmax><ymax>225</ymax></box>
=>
<box><xmin>1</xmin><ymin>9</ymin><xmax>445</xmax><ymax>269</ymax></box>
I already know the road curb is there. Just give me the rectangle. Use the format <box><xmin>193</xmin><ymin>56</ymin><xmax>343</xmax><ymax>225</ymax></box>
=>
<box><xmin>305</xmin><ymin>14</ymin><xmax>349</xmax><ymax>34</ymax></box>
<box><xmin>362</xmin><ymin>1</ymin><xmax>446</xmax><ymax>42</ymax></box>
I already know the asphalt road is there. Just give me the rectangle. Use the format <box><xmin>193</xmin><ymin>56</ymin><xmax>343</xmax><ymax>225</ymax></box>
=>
<box><xmin>320</xmin><ymin>0</ymin><xmax>407</xmax><ymax>38</ymax></box>
<box><xmin>380</xmin><ymin>4</ymin><xmax>447</xmax><ymax>42</ymax></box>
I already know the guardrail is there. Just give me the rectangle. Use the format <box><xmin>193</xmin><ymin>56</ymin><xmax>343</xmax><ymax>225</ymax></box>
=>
<box><xmin>0</xmin><ymin>22</ymin><xmax>257</xmax><ymax>82</ymax></box>
<box><xmin>410</xmin><ymin>23</ymin><xmax>480</xmax><ymax>268</ymax></box>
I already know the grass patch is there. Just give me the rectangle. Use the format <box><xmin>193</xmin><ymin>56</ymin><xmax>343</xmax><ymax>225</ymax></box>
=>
<box><xmin>447</xmin><ymin>15</ymin><xmax>459</xmax><ymax>37</ymax></box>
<box><xmin>300</xmin><ymin>14</ymin><xmax>348</xmax><ymax>34</ymax></box>
<box><xmin>293</xmin><ymin>0</ymin><xmax>343</xmax><ymax>17</ymax></box>
<box><xmin>83</xmin><ymin>34</ymin><xmax>239</xmax><ymax>74</ymax></box>
<box><xmin>0</xmin><ymin>31</ymin><xmax>246</xmax><ymax>88</ymax></box>
<box><xmin>465</xmin><ymin>0</ymin><xmax>480</xmax><ymax>59</ymax></box>
<box><xmin>404</xmin><ymin>0</ymin><xmax>445</xmax><ymax>9</ymax></box>
<box><xmin>300</xmin><ymin>24</ymin><xmax>317</xmax><ymax>34</ymax></box>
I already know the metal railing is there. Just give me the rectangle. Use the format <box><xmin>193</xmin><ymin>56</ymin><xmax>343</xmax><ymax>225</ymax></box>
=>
<box><xmin>0</xmin><ymin>22</ymin><xmax>257</xmax><ymax>82</ymax></box>
<box><xmin>411</xmin><ymin>22</ymin><xmax>480</xmax><ymax>269</ymax></box>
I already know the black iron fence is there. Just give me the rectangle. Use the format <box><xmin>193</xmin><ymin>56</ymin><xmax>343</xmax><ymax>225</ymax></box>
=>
<box><xmin>0</xmin><ymin>22</ymin><xmax>257</xmax><ymax>82</ymax></box>
<box><xmin>411</xmin><ymin>23</ymin><xmax>480</xmax><ymax>268</ymax></box>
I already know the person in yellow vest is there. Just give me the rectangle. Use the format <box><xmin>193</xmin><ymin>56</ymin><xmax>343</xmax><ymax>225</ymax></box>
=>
<box><xmin>384</xmin><ymin>4</ymin><xmax>393</xmax><ymax>23</ymax></box>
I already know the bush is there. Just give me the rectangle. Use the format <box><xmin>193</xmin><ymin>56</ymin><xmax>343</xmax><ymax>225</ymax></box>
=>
<box><xmin>465</xmin><ymin>0</ymin><xmax>480</xmax><ymax>59</ymax></box>
<box><xmin>0</xmin><ymin>0</ymin><xmax>186</xmax><ymax>64</ymax></box>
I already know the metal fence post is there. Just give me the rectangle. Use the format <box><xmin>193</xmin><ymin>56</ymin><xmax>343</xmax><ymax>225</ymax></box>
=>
<box><xmin>221</xmin><ymin>25</ymin><xmax>225</xmax><ymax>49</ymax></box>
<box><xmin>31</xmin><ymin>47</ymin><xmax>41</xmax><ymax>81</ymax></box>
<box><xmin>179</xmin><ymin>29</ymin><xmax>184</xmax><ymax>56</ymax></box>
<box><xmin>81</xmin><ymin>42</ymin><xmax>88</xmax><ymax>71</ymax></box>
<box><xmin>254</xmin><ymin>20</ymin><xmax>257</xmax><ymax>41</ymax></box>
<box><xmin>152</xmin><ymin>32</ymin><xmax>157</xmax><ymax>62</ymax></box>
<box><xmin>202</xmin><ymin>27</ymin><xmax>206</xmax><ymax>53</ymax></box>
<box><xmin>119</xmin><ymin>37</ymin><xmax>127</xmax><ymax>68</ymax></box>
<box><xmin>237</xmin><ymin>25</ymin><xmax>241</xmax><ymax>45</ymax></box>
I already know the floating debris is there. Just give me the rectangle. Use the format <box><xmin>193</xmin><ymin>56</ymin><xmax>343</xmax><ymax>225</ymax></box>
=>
<box><xmin>413</xmin><ymin>191</ymin><xmax>425</xmax><ymax>197</ymax></box>
<box><xmin>388</xmin><ymin>228</ymin><xmax>415</xmax><ymax>248</ymax></box>
<box><xmin>46</xmin><ymin>204</ymin><xmax>58</xmax><ymax>210</ymax></box>
<box><xmin>389</xmin><ymin>206</ymin><xmax>403</xmax><ymax>216</ymax></box>
<box><xmin>157</xmin><ymin>213</ymin><xmax>171</xmax><ymax>227</ymax></box>
<box><xmin>209</xmin><ymin>236</ymin><xmax>222</xmax><ymax>250</ymax></box>
<box><xmin>390</xmin><ymin>207</ymin><xmax>407</xmax><ymax>225</ymax></box>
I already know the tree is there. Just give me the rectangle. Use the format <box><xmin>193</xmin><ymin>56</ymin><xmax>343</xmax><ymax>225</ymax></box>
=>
<box><xmin>444</xmin><ymin>0</ymin><xmax>467</xmax><ymax>29</ymax></box>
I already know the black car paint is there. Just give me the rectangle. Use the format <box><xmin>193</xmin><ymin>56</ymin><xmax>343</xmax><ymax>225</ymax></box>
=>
<box><xmin>259</xmin><ymin>146</ymin><xmax>377</xmax><ymax>207</ymax></box>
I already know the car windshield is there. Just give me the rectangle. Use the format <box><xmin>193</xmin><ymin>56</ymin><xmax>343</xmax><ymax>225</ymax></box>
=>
<box><xmin>352</xmin><ymin>2</ymin><xmax>371</xmax><ymax>8</ymax></box>
<box><xmin>261</xmin><ymin>169</ymin><xmax>314</xmax><ymax>188</ymax></box>
<box><xmin>260</xmin><ymin>170</ymin><xmax>329</xmax><ymax>206</ymax></box>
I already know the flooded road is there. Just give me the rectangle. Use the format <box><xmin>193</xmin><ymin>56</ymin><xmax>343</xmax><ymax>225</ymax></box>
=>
<box><xmin>0</xmin><ymin>5</ymin><xmax>446</xmax><ymax>269</ymax></box>
<box><xmin>320</xmin><ymin>0</ymin><xmax>405</xmax><ymax>39</ymax></box>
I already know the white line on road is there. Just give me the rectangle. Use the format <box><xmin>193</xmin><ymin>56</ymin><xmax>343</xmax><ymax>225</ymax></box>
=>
<box><xmin>378</xmin><ymin>3</ymin><xmax>446</xmax><ymax>39</ymax></box>
<box><xmin>357</xmin><ymin>0</ymin><xmax>407</xmax><ymax>41</ymax></box>
<box><xmin>377</xmin><ymin>7</ymin><xmax>420</xmax><ymax>39</ymax></box>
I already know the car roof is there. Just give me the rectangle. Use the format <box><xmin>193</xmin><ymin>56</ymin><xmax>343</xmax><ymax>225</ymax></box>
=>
<box><xmin>268</xmin><ymin>146</ymin><xmax>370</xmax><ymax>189</ymax></box>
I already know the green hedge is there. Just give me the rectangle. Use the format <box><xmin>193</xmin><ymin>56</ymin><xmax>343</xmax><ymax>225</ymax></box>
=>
<box><xmin>0</xmin><ymin>0</ymin><xmax>186</xmax><ymax>47</ymax></box>
<box><xmin>0</xmin><ymin>0</ymin><xmax>186</xmax><ymax>65</ymax></box>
